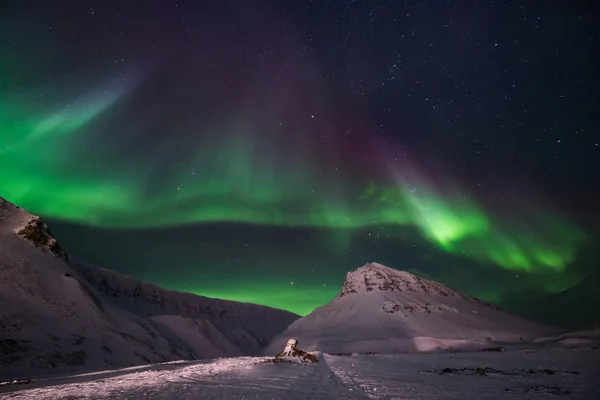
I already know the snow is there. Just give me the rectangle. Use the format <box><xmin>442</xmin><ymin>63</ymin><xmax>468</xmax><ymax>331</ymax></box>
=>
<box><xmin>1</xmin><ymin>347</ymin><xmax>598</xmax><ymax>399</ymax></box>
<box><xmin>148</xmin><ymin>315</ymin><xmax>240</xmax><ymax>358</ymax></box>
<box><xmin>3</xmin><ymin>200</ymin><xmax>598</xmax><ymax>398</ymax></box>
<box><xmin>0</xmin><ymin>197</ymin><xmax>298</xmax><ymax>379</ymax></box>
<box><xmin>265</xmin><ymin>263</ymin><xmax>558</xmax><ymax>355</ymax></box>
<box><xmin>534</xmin><ymin>327</ymin><xmax>600</xmax><ymax>346</ymax></box>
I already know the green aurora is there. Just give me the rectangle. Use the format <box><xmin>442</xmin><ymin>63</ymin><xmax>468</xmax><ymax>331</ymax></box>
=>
<box><xmin>2</xmin><ymin>0</ymin><xmax>597</xmax><ymax>327</ymax></box>
<box><xmin>189</xmin><ymin>282</ymin><xmax>340</xmax><ymax>317</ymax></box>
<box><xmin>0</xmin><ymin>89</ymin><xmax>585</xmax><ymax>278</ymax></box>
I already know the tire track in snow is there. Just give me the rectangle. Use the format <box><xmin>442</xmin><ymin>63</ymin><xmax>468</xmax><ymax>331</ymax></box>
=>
<box><xmin>324</xmin><ymin>354</ymin><xmax>413</xmax><ymax>399</ymax></box>
<box><xmin>293</xmin><ymin>355</ymin><xmax>371</xmax><ymax>400</ymax></box>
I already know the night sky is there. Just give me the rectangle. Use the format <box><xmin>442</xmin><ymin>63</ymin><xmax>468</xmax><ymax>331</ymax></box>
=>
<box><xmin>2</xmin><ymin>1</ymin><xmax>599</xmax><ymax>320</ymax></box>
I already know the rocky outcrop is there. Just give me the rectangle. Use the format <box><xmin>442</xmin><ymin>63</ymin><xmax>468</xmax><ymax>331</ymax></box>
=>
<box><xmin>338</xmin><ymin>262</ymin><xmax>458</xmax><ymax>298</ymax></box>
<box><xmin>17</xmin><ymin>216</ymin><xmax>67</xmax><ymax>260</ymax></box>
<box><xmin>274</xmin><ymin>339</ymin><xmax>318</xmax><ymax>363</ymax></box>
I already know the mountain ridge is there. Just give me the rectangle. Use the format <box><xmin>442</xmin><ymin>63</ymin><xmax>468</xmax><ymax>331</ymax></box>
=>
<box><xmin>0</xmin><ymin>197</ymin><xmax>298</xmax><ymax>379</ymax></box>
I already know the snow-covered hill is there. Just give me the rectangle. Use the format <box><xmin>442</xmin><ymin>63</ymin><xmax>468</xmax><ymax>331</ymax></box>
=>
<box><xmin>0</xmin><ymin>197</ymin><xmax>298</xmax><ymax>379</ymax></box>
<box><xmin>265</xmin><ymin>263</ymin><xmax>557</xmax><ymax>355</ymax></box>
<box><xmin>534</xmin><ymin>327</ymin><xmax>600</xmax><ymax>347</ymax></box>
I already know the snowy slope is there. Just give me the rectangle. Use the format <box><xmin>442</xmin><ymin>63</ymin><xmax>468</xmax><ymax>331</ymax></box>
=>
<box><xmin>534</xmin><ymin>327</ymin><xmax>600</xmax><ymax>347</ymax></box>
<box><xmin>265</xmin><ymin>263</ymin><xmax>557</xmax><ymax>355</ymax></box>
<box><xmin>0</xmin><ymin>197</ymin><xmax>298</xmax><ymax>379</ymax></box>
<box><xmin>2</xmin><ymin>348</ymin><xmax>599</xmax><ymax>399</ymax></box>
<box><xmin>69</xmin><ymin>258</ymin><xmax>297</xmax><ymax>351</ymax></box>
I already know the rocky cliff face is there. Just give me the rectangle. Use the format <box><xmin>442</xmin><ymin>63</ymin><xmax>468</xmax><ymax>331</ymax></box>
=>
<box><xmin>70</xmin><ymin>260</ymin><xmax>298</xmax><ymax>343</ymax></box>
<box><xmin>338</xmin><ymin>262</ymin><xmax>458</xmax><ymax>298</ymax></box>
<box><xmin>17</xmin><ymin>216</ymin><xmax>68</xmax><ymax>260</ymax></box>
<box><xmin>338</xmin><ymin>263</ymin><xmax>499</xmax><ymax>310</ymax></box>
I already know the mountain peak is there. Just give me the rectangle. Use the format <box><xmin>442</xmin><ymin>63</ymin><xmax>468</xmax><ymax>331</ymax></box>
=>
<box><xmin>338</xmin><ymin>262</ymin><xmax>458</xmax><ymax>298</ymax></box>
<box><xmin>0</xmin><ymin>196</ymin><xmax>67</xmax><ymax>260</ymax></box>
<box><xmin>266</xmin><ymin>261</ymin><xmax>555</xmax><ymax>355</ymax></box>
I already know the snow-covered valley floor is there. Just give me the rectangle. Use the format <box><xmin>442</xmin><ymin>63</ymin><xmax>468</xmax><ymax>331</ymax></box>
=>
<box><xmin>1</xmin><ymin>347</ymin><xmax>599</xmax><ymax>399</ymax></box>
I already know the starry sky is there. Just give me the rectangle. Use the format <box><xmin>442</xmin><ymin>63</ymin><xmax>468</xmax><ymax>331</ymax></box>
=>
<box><xmin>2</xmin><ymin>1</ymin><xmax>599</xmax><ymax>323</ymax></box>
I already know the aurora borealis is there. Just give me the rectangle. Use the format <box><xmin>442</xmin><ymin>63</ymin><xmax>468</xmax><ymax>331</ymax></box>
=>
<box><xmin>2</xmin><ymin>1</ymin><xmax>598</xmax><ymax>321</ymax></box>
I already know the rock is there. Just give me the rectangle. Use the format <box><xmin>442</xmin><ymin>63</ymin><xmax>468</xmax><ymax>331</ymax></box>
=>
<box><xmin>480</xmin><ymin>346</ymin><xmax>506</xmax><ymax>352</ymax></box>
<box><xmin>275</xmin><ymin>339</ymin><xmax>318</xmax><ymax>363</ymax></box>
<box><xmin>17</xmin><ymin>217</ymin><xmax>67</xmax><ymax>260</ymax></box>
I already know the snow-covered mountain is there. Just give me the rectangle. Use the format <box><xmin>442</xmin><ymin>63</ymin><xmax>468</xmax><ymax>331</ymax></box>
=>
<box><xmin>0</xmin><ymin>197</ymin><xmax>298</xmax><ymax>379</ymax></box>
<box><xmin>265</xmin><ymin>262</ymin><xmax>557</xmax><ymax>355</ymax></box>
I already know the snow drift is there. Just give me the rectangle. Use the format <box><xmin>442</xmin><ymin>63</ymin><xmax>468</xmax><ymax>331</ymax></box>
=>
<box><xmin>265</xmin><ymin>262</ymin><xmax>557</xmax><ymax>355</ymax></box>
<box><xmin>0</xmin><ymin>197</ymin><xmax>298</xmax><ymax>379</ymax></box>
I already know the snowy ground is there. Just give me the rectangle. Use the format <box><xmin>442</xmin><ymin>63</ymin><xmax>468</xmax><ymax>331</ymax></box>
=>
<box><xmin>1</xmin><ymin>347</ymin><xmax>598</xmax><ymax>399</ymax></box>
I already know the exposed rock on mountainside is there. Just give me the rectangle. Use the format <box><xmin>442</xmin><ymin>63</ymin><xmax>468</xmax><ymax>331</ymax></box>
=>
<box><xmin>17</xmin><ymin>216</ymin><xmax>67</xmax><ymax>260</ymax></box>
<box><xmin>339</xmin><ymin>263</ymin><xmax>457</xmax><ymax>298</ymax></box>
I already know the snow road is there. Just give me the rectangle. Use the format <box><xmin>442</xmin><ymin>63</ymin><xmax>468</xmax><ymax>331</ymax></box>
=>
<box><xmin>1</xmin><ymin>348</ymin><xmax>599</xmax><ymax>399</ymax></box>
